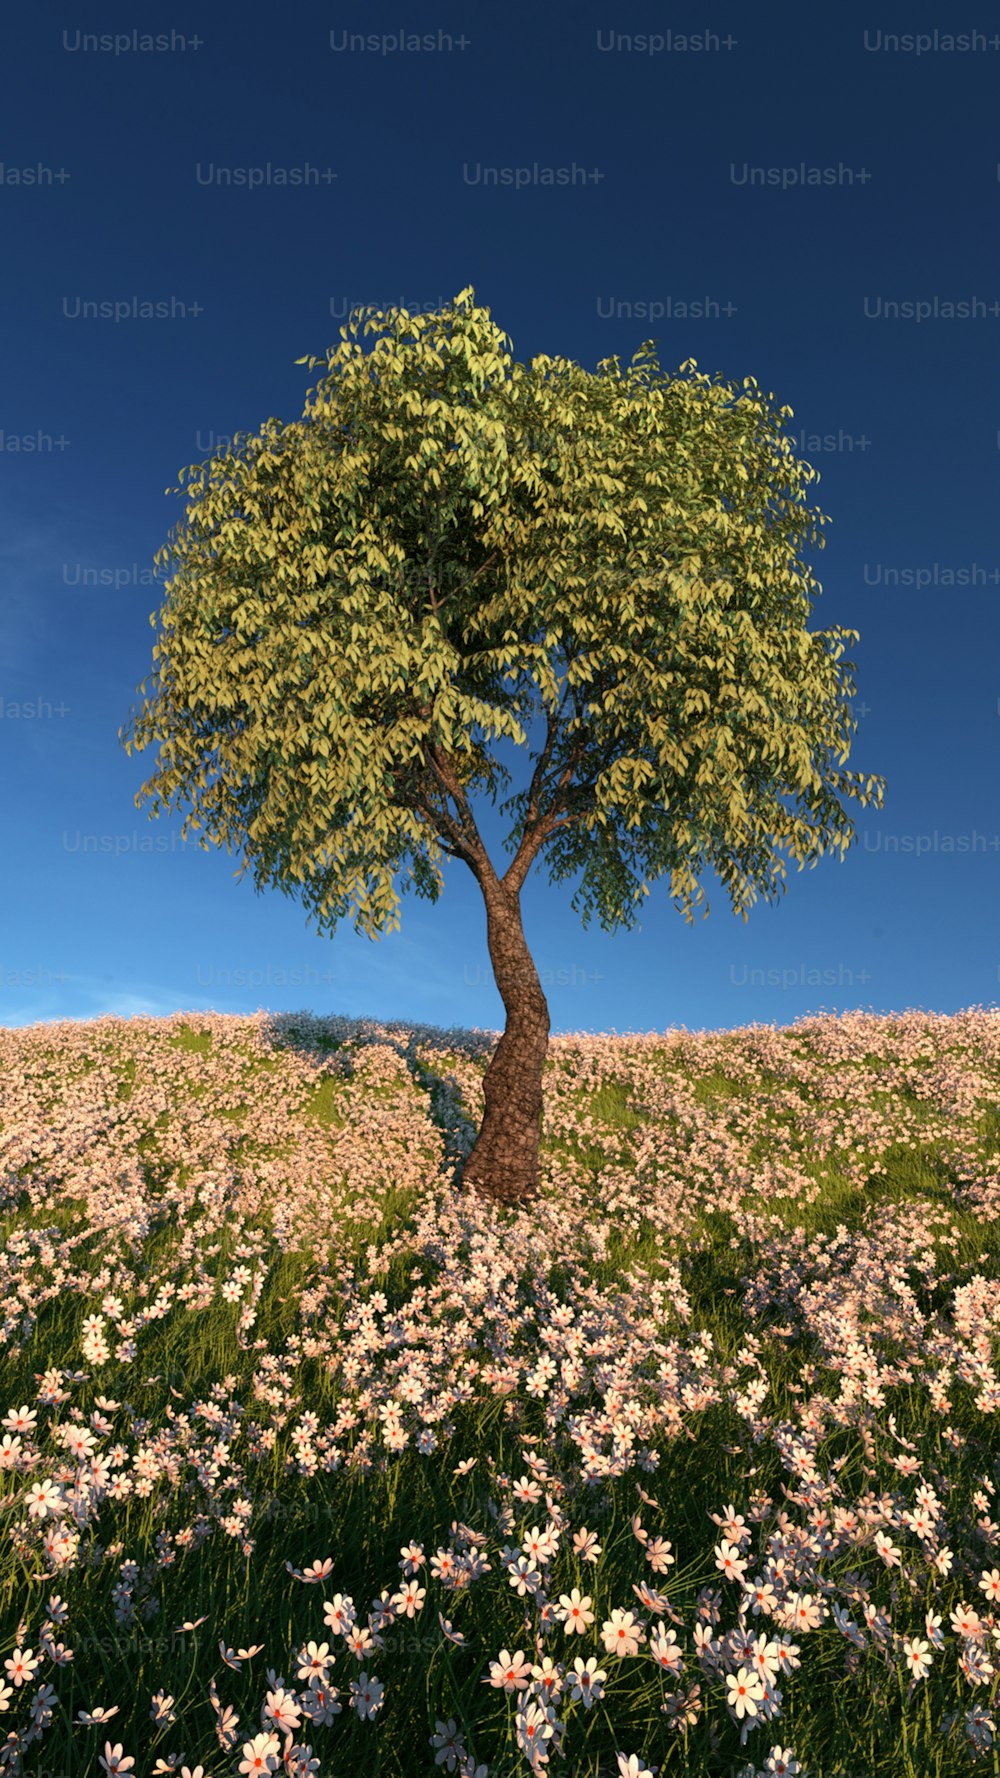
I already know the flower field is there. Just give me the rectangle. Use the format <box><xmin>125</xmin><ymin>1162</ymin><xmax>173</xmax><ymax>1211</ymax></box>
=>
<box><xmin>0</xmin><ymin>1002</ymin><xmax>999</xmax><ymax>1777</ymax></box>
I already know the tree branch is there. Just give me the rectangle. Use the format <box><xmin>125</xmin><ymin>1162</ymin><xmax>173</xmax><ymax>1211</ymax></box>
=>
<box><xmin>399</xmin><ymin>640</ymin><xmax>610</xmax><ymax>897</ymax></box>
<box><xmin>384</xmin><ymin>756</ymin><xmax>476</xmax><ymax>868</ymax></box>
<box><xmin>426</xmin><ymin>547</ymin><xmax>502</xmax><ymax>616</ymax></box>
<box><xmin>520</xmin><ymin>683</ymin><xmax>571</xmax><ymax>835</ymax></box>
<box><xmin>501</xmin><ymin>723</ymin><xmax>598</xmax><ymax>897</ymax></box>
<box><xmin>412</xmin><ymin>793</ymin><xmax>469</xmax><ymax>862</ymax></box>
<box><xmin>426</xmin><ymin>743</ymin><xmax>495</xmax><ymax>883</ymax></box>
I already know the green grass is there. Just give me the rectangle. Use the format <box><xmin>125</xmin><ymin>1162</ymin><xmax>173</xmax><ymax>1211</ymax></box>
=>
<box><xmin>0</xmin><ymin>1006</ymin><xmax>998</xmax><ymax>1775</ymax></box>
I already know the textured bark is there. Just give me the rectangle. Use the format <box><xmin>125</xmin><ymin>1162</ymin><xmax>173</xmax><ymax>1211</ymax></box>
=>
<box><xmin>460</xmin><ymin>882</ymin><xmax>550</xmax><ymax>1207</ymax></box>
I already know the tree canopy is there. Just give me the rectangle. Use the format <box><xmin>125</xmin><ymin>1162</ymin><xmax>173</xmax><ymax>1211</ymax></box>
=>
<box><xmin>120</xmin><ymin>287</ymin><xmax>885</xmax><ymax>1202</ymax></box>
<box><xmin>121</xmin><ymin>287</ymin><xmax>883</xmax><ymax>939</ymax></box>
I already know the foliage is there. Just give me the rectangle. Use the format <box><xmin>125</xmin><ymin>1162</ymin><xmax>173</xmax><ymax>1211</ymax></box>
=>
<box><xmin>120</xmin><ymin>288</ymin><xmax>884</xmax><ymax>937</ymax></box>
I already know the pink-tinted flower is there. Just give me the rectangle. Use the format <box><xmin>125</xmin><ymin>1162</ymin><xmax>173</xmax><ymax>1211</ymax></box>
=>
<box><xmin>601</xmin><ymin>1610</ymin><xmax>645</xmax><ymax>1659</ymax></box>
<box><xmin>558</xmin><ymin>1589</ymin><xmax>595</xmax><ymax>1634</ymax></box>
<box><xmin>726</xmin><ymin>1666</ymin><xmax>765</xmax><ymax>1720</ymax></box>
<box><xmin>485</xmin><ymin>1648</ymin><xmax>531</xmax><ymax>1693</ymax></box>
<box><xmin>979</xmin><ymin>1569</ymin><xmax>1000</xmax><ymax>1605</ymax></box>
<box><xmin>569</xmin><ymin>1657</ymin><xmax>606</xmax><ymax>1708</ymax></box>
<box><xmin>4</xmin><ymin>1648</ymin><xmax>40</xmax><ymax>1688</ymax></box>
<box><xmin>617</xmin><ymin>1754</ymin><xmax>657</xmax><ymax>1778</ymax></box>
<box><xmin>238</xmin><ymin>1731</ymin><xmax>281</xmax><ymax>1775</ymax></box>
<box><xmin>649</xmin><ymin>1626</ymin><xmax>684</xmax><ymax>1674</ymax></box>
<box><xmin>24</xmin><ymin>1478</ymin><xmax>62</xmax><ymax>1520</ymax></box>
<box><xmin>765</xmin><ymin>1750</ymin><xmax>802</xmax><ymax>1776</ymax></box>
<box><xmin>296</xmin><ymin>1641</ymin><xmax>331</xmax><ymax>1680</ymax></box>
<box><xmin>264</xmin><ymin>1687</ymin><xmax>301</xmax><ymax>1733</ymax></box>
<box><xmin>902</xmin><ymin>1636</ymin><xmax>932</xmax><ymax>1682</ymax></box>
<box><xmin>99</xmin><ymin>1743</ymin><xmax>136</xmax><ymax>1776</ymax></box>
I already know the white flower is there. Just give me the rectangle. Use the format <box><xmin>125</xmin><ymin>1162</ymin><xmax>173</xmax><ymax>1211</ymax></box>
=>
<box><xmin>238</xmin><ymin>1732</ymin><xmax>281</xmax><ymax>1776</ymax></box>
<box><xmin>4</xmin><ymin>1649</ymin><xmax>41</xmax><ymax>1688</ymax></box>
<box><xmin>617</xmin><ymin>1755</ymin><xmax>657</xmax><ymax>1778</ymax></box>
<box><xmin>902</xmin><ymin>1636</ymin><xmax>932</xmax><ymax>1682</ymax></box>
<box><xmin>24</xmin><ymin>1479</ymin><xmax>62</xmax><ymax>1520</ymax></box>
<box><xmin>99</xmin><ymin>1743</ymin><xmax>136</xmax><ymax>1776</ymax></box>
<box><xmin>485</xmin><ymin>1648</ymin><xmax>531</xmax><ymax>1692</ymax></box>
<box><xmin>726</xmin><ymin>1666</ymin><xmax>766</xmax><ymax>1719</ymax></box>
<box><xmin>601</xmin><ymin>1609</ymin><xmax>645</xmax><ymax>1658</ymax></box>
<box><xmin>765</xmin><ymin>1749</ymin><xmax>802</xmax><ymax>1776</ymax></box>
<box><xmin>558</xmin><ymin>1588</ymin><xmax>595</xmax><ymax>1633</ymax></box>
<box><xmin>568</xmin><ymin>1657</ymin><xmax>606</xmax><ymax>1708</ymax></box>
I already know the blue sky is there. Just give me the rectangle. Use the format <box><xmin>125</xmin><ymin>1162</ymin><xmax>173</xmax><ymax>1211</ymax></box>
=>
<box><xmin>2</xmin><ymin>4</ymin><xmax>998</xmax><ymax>1039</ymax></box>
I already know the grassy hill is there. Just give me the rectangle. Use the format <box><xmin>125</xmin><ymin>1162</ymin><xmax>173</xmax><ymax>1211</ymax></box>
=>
<box><xmin>0</xmin><ymin>1004</ymin><xmax>998</xmax><ymax>1776</ymax></box>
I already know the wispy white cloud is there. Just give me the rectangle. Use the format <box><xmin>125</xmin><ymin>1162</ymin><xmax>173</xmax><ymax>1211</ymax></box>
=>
<box><xmin>91</xmin><ymin>991</ymin><xmax>186</xmax><ymax>1019</ymax></box>
<box><xmin>0</xmin><ymin>974</ymin><xmax>209</xmax><ymax>1032</ymax></box>
<box><xmin>73</xmin><ymin>975</ymin><xmax>216</xmax><ymax>1020</ymax></box>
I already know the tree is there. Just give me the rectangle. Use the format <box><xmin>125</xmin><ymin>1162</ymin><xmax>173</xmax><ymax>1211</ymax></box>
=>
<box><xmin>119</xmin><ymin>287</ymin><xmax>885</xmax><ymax>1208</ymax></box>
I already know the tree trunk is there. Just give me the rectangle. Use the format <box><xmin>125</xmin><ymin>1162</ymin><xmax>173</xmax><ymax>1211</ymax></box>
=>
<box><xmin>460</xmin><ymin>882</ymin><xmax>550</xmax><ymax>1207</ymax></box>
